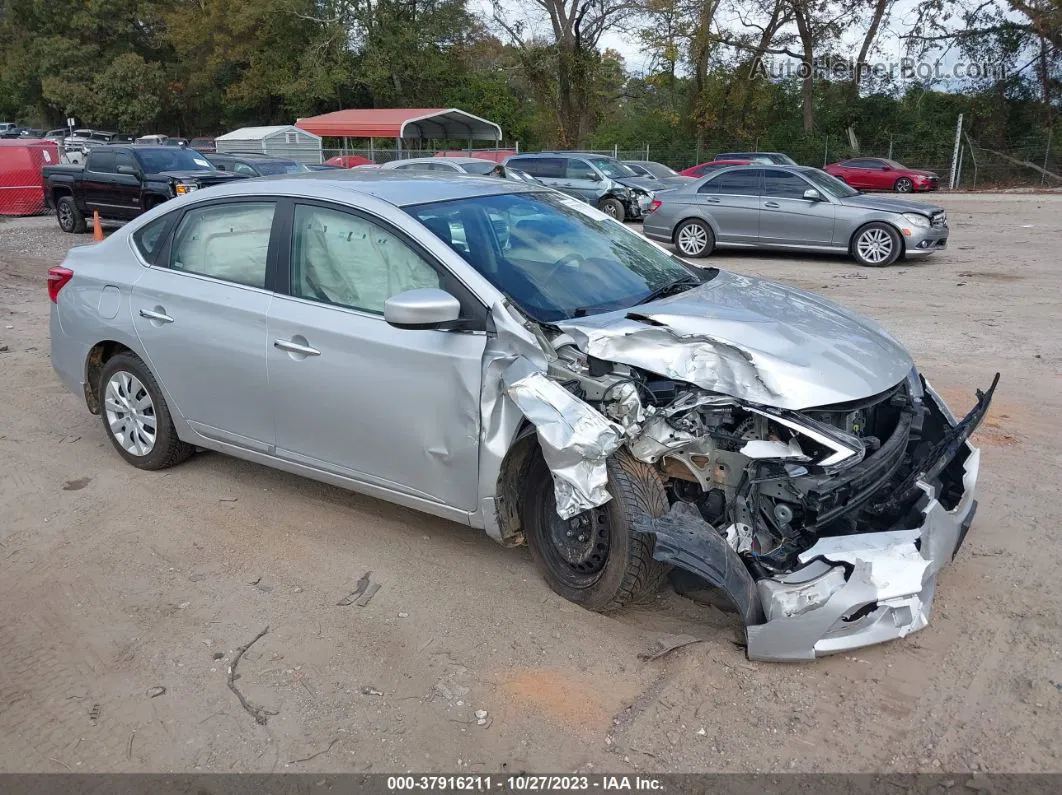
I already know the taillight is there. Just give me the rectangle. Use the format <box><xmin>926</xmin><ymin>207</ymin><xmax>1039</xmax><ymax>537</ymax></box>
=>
<box><xmin>48</xmin><ymin>266</ymin><xmax>74</xmax><ymax>303</ymax></box>
<box><xmin>648</xmin><ymin>199</ymin><xmax>662</xmax><ymax>213</ymax></box>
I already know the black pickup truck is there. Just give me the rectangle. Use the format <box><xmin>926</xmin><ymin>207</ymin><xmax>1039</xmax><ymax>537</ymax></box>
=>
<box><xmin>43</xmin><ymin>145</ymin><xmax>243</xmax><ymax>232</ymax></box>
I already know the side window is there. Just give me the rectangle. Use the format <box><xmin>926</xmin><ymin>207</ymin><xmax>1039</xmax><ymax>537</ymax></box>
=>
<box><xmin>847</xmin><ymin>159</ymin><xmax>874</xmax><ymax>169</ymax></box>
<box><xmin>115</xmin><ymin>152</ymin><xmax>138</xmax><ymax>174</ymax></box>
<box><xmin>234</xmin><ymin>162</ymin><xmax>258</xmax><ymax>176</ymax></box>
<box><xmin>132</xmin><ymin>215</ymin><xmax>172</xmax><ymax>263</ymax></box>
<box><xmin>170</xmin><ymin>202</ymin><xmax>274</xmax><ymax>288</ymax></box>
<box><xmin>290</xmin><ymin>204</ymin><xmax>440</xmax><ymax>315</ymax></box>
<box><xmin>565</xmin><ymin>159</ymin><xmax>597</xmax><ymax>180</ymax></box>
<box><xmin>762</xmin><ymin>170</ymin><xmax>812</xmax><ymax>199</ymax></box>
<box><xmin>88</xmin><ymin>151</ymin><xmax>116</xmax><ymax>173</ymax></box>
<box><xmin>511</xmin><ymin>158</ymin><xmax>564</xmax><ymax>179</ymax></box>
<box><xmin>699</xmin><ymin>169</ymin><xmax>761</xmax><ymax>195</ymax></box>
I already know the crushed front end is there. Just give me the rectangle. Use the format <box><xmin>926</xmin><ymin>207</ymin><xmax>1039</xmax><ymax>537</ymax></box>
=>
<box><xmin>508</xmin><ymin>314</ymin><xmax>996</xmax><ymax>661</ymax></box>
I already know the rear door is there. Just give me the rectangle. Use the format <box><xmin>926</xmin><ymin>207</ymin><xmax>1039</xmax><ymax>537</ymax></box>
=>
<box><xmin>82</xmin><ymin>150</ymin><xmax>115</xmax><ymax>214</ymax></box>
<box><xmin>267</xmin><ymin>200</ymin><xmax>487</xmax><ymax>510</ymax></box>
<box><xmin>695</xmin><ymin>168</ymin><xmax>762</xmax><ymax>244</ymax></box>
<box><xmin>131</xmin><ymin>198</ymin><xmax>278</xmax><ymax>451</ymax></box>
<box><xmin>842</xmin><ymin>159</ymin><xmax>877</xmax><ymax>189</ymax></box>
<box><xmin>758</xmin><ymin>169</ymin><xmax>836</xmax><ymax>246</ymax></box>
<box><xmin>506</xmin><ymin>157</ymin><xmax>567</xmax><ymax>193</ymax></box>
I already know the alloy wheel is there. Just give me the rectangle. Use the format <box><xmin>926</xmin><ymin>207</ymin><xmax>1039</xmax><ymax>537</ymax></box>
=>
<box><xmin>896</xmin><ymin>178</ymin><xmax>913</xmax><ymax>192</ymax></box>
<box><xmin>676</xmin><ymin>222</ymin><xmax>708</xmax><ymax>255</ymax></box>
<box><xmin>58</xmin><ymin>203</ymin><xmax>73</xmax><ymax>231</ymax></box>
<box><xmin>602</xmin><ymin>203</ymin><xmax>619</xmax><ymax>218</ymax></box>
<box><xmin>103</xmin><ymin>371</ymin><xmax>157</xmax><ymax>456</ymax></box>
<box><xmin>856</xmin><ymin>228</ymin><xmax>894</xmax><ymax>264</ymax></box>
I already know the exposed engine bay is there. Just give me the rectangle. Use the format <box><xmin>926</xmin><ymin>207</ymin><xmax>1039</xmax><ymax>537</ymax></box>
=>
<box><xmin>498</xmin><ymin>299</ymin><xmax>997</xmax><ymax>661</ymax></box>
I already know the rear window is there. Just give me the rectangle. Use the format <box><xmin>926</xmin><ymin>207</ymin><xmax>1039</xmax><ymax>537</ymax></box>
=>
<box><xmin>132</xmin><ymin>215</ymin><xmax>173</xmax><ymax>263</ymax></box>
<box><xmin>507</xmin><ymin>157</ymin><xmax>564</xmax><ymax>178</ymax></box>
<box><xmin>461</xmin><ymin>160</ymin><xmax>496</xmax><ymax>175</ymax></box>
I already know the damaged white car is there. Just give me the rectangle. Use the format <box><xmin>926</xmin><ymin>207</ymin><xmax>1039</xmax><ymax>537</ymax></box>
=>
<box><xmin>50</xmin><ymin>173</ymin><xmax>995</xmax><ymax>662</ymax></box>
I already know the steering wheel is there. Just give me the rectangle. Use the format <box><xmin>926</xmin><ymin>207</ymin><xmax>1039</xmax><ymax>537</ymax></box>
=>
<box><xmin>539</xmin><ymin>252</ymin><xmax>585</xmax><ymax>290</ymax></box>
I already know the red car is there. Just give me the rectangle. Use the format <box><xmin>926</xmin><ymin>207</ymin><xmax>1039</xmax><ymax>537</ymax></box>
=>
<box><xmin>679</xmin><ymin>159</ymin><xmax>753</xmax><ymax>178</ymax></box>
<box><xmin>824</xmin><ymin>158</ymin><xmax>939</xmax><ymax>193</ymax></box>
<box><xmin>324</xmin><ymin>154</ymin><xmax>376</xmax><ymax>168</ymax></box>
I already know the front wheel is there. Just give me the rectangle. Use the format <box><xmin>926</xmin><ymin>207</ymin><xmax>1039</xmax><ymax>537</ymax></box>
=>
<box><xmin>56</xmin><ymin>196</ymin><xmax>86</xmax><ymax>234</ymax></box>
<box><xmin>674</xmin><ymin>218</ymin><xmax>715</xmax><ymax>257</ymax></box>
<box><xmin>522</xmin><ymin>449</ymin><xmax>668</xmax><ymax>612</ymax></box>
<box><xmin>852</xmin><ymin>222</ymin><xmax>902</xmax><ymax>267</ymax></box>
<box><xmin>894</xmin><ymin>177</ymin><xmax>914</xmax><ymax>193</ymax></box>
<box><xmin>99</xmin><ymin>352</ymin><xmax>194</xmax><ymax>470</ymax></box>
<box><xmin>598</xmin><ymin>197</ymin><xmax>626</xmax><ymax>221</ymax></box>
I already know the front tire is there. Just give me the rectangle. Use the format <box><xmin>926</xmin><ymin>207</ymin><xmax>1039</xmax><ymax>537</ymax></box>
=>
<box><xmin>894</xmin><ymin>177</ymin><xmax>914</xmax><ymax>193</ymax></box>
<box><xmin>674</xmin><ymin>218</ymin><xmax>715</xmax><ymax>257</ymax></box>
<box><xmin>56</xmin><ymin>196</ymin><xmax>86</xmax><ymax>234</ymax></box>
<box><xmin>598</xmin><ymin>197</ymin><xmax>626</xmax><ymax>221</ymax></box>
<box><xmin>99</xmin><ymin>352</ymin><xmax>193</xmax><ymax>470</ymax></box>
<box><xmin>852</xmin><ymin>222</ymin><xmax>902</xmax><ymax>267</ymax></box>
<box><xmin>522</xmin><ymin>449</ymin><xmax>668</xmax><ymax>612</ymax></box>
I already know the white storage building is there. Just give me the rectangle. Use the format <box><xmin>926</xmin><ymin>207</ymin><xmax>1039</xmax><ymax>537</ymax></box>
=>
<box><xmin>214</xmin><ymin>125</ymin><xmax>322</xmax><ymax>164</ymax></box>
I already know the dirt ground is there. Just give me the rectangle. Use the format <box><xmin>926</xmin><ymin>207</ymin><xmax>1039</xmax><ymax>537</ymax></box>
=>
<box><xmin>1</xmin><ymin>194</ymin><xmax>1060</xmax><ymax>775</ymax></box>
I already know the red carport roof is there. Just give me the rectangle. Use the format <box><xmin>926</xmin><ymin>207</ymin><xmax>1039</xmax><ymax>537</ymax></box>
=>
<box><xmin>295</xmin><ymin>108</ymin><xmax>502</xmax><ymax>141</ymax></box>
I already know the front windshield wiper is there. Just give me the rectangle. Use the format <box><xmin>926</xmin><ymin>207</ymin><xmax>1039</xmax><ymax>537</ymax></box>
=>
<box><xmin>636</xmin><ymin>276</ymin><xmax>701</xmax><ymax>306</ymax></box>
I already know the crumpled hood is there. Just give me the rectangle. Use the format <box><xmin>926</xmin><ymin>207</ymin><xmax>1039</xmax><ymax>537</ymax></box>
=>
<box><xmin>556</xmin><ymin>270</ymin><xmax>914</xmax><ymax>410</ymax></box>
<box><xmin>614</xmin><ymin>176</ymin><xmax>659</xmax><ymax>193</ymax></box>
<box><xmin>839</xmin><ymin>194</ymin><xmax>943</xmax><ymax>215</ymax></box>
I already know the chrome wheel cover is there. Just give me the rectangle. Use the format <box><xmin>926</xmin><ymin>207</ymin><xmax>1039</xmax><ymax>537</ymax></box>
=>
<box><xmin>104</xmin><ymin>371</ymin><xmax>157</xmax><ymax>456</ymax></box>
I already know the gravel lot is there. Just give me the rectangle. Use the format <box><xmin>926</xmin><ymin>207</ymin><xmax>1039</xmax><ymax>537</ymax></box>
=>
<box><xmin>1</xmin><ymin>194</ymin><xmax>1060</xmax><ymax>775</ymax></box>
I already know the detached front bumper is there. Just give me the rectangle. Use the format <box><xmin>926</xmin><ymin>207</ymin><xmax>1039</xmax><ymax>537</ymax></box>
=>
<box><xmin>745</xmin><ymin>446</ymin><xmax>979</xmax><ymax>661</ymax></box>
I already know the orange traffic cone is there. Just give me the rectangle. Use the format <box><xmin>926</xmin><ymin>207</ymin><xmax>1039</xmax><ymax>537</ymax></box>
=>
<box><xmin>92</xmin><ymin>210</ymin><xmax>104</xmax><ymax>242</ymax></box>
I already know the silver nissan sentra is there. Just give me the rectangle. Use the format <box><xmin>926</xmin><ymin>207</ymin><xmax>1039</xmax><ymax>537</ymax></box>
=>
<box><xmin>48</xmin><ymin>171</ymin><xmax>995</xmax><ymax>661</ymax></box>
<box><xmin>642</xmin><ymin>164</ymin><xmax>950</xmax><ymax>266</ymax></box>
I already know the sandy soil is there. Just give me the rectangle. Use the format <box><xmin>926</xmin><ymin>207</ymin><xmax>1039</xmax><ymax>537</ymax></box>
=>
<box><xmin>0</xmin><ymin>194</ymin><xmax>1060</xmax><ymax>774</ymax></box>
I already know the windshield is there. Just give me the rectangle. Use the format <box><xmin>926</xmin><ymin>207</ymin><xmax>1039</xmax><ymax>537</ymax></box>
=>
<box><xmin>588</xmin><ymin>158</ymin><xmax>638</xmax><ymax>179</ymax></box>
<box><xmin>881</xmin><ymin>159</ymin><xmax>905</xmax><ymax>169</ymax></box>
<box><xmin>254</xmin><ymin>161</ymin><xmax>308</xmax><ymax>175</ymax></box>
<box><xmin>405</xmin><ymin>192</ymin><xmax>701</xmax><ymax>322</ymax></box>
<box><xmin>773</xmin><ymin>153</ymin><xmax>799</xmax><ymax>165</ymax></box>
<box><xmin>135</xmin><ymin>148</ymin><xmax>216</xmax><ymax>173</ymax></box>
<box><xmin>802</xmin><ymin>168</ymin><xmax>860</xmax><ymax>198</ymax></box>
<box><xmin>460</xmin><ymin>160</ymin><xmax>497</xmax><ymax>175</ymax></box>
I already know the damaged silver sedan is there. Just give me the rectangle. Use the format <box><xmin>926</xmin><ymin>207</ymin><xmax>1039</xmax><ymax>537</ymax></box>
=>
<box><xmin>50</xmin><ymin>172</ymin><xmax>995</xmax><ymax>662</ymax></box>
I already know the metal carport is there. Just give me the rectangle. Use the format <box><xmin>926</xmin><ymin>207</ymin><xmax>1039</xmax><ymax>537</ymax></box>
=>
<box><xmin>295</xmin><ymin>108</ymin><xmax>503</xmax><ymax>157</ymax></box>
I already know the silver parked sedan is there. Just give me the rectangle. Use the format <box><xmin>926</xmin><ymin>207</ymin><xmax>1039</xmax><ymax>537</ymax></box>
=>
<box><xmin>49</xmin><ymin>171</ymin><xmax>993</xmax><ymax>661</ymax></box>
<box><xmin>643</xmin><ymin>165</ymin><xmax>949</xmax><ymax>267</ymax></box>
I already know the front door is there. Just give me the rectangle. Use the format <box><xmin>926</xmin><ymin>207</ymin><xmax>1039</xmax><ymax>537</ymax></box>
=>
<box><xmin>82</xmin><ymin>150</ymin><xmax>115</xmax><ymax>215</ymax></box>
<box><xmin>131</xmin><ymin>199</ymin><xmax>277</xmax><ymax>451</ymax></box>
<box><xmin>267</xmin><ymin>201</ymin><xmax>486</xmax><ymax>511</ymax></box>
<box><xmin>111</xmin><ymin>151</ymin><xmax>143</xmax><ymax>219</ymax></box>
<box><xmin>758</xmin><ymin>169</ymin><xmax>836</xmax><ymax>246</ymax></box>
<box><xmin>560</xmin><ymin>158</ymin><xmax>604</xmax><ymax>204</ymax></box>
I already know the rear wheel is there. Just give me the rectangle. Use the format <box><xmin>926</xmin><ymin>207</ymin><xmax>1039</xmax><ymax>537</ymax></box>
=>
<box><xmin>99</xmin><ymin>352</ymin><xmax>194</xmax><ymax>470</ymax></box>
<box><xmin>522</xmin><ymin>449</ymin><xmax>668</xmax><ymax>612</ymax></box>
<box><xmin>852</xmin><ymin>222</ymin><xmax>902</xmax><ymax>267</ymax></box>
<box><xmin>894</xmin><ymin>177</ymin><xmax>914</xmax><ymax>193</ymax></box>
<box><xmin>56</xmin><ymin>196</ymin><xmax>85</xmax><ymax>234</ymax></box>
<box><xmin>598</xmin><ymin>197</ymin><xmax>626</xmax><ymax>221</ymax></box>
<box><xmin>674</xmin><ymin>218</ymin><xmax>714</xmax><ymax>257</ymax></box>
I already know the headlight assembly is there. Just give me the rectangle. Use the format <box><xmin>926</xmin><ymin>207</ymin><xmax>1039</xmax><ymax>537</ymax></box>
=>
<box><xmin>902</xmin><ymin>212</ymin><xmax>930</xmax><ymax>228</ymax></box>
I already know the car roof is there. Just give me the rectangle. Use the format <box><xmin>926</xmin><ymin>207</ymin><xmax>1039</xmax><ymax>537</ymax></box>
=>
<box><xmin>387</xmin><ymin>156</ymin><xmax>487</xmax><ymax>166</ymax></box>
<box><xmin>177</xmin><ymin>170</ymin><xmax>538</xmax><ymax>207</ymax></box>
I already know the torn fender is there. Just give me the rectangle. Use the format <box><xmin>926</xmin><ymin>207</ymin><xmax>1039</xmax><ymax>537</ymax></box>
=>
<box><xmin>632</xmin><ymin>502</ymin><xmax>765</xmax><ymax>627</ymax></box>
<box><xmin>503</xmin><ymin>358</ymin><xmax>625</xmax><ymax>519</ymax></box>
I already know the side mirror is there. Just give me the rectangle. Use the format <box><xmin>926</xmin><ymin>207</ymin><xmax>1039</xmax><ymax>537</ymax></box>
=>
<box><xmin>587</xmin><ymin>172</ymin><xmax>602</xmax><ymax>182</ymax></box>
<box><xmin>803</xmin><ymin>188</ymin><xmax>823</xmax><ymax>202</ymax></box>
<box><xmin>881</xmin><ymin>165</ymin><xmax>891</xmax><ymax>170</ymax></box>
<box><xmin>117</xmin><ymin>165</ymin><xmax>139</xmax><ymax>176</ymax></box>
<box><xmin>384</xmin><ymin>288</ymin><xmax>462</xmax><ymax>330</ymax></box>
